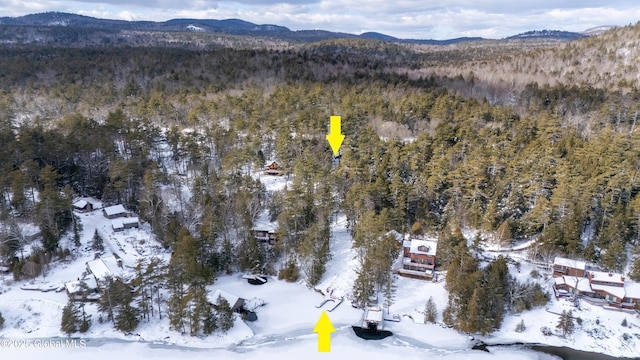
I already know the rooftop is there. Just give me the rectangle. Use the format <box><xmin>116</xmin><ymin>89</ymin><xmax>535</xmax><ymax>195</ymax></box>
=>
<box><xmin>111</xmin><ymin>217</ymin><xmax>138</xmax><ymax>230</ymax></box>
<box><xmin>553</xmin><ymin>256</ymin><xmax>586</xmax><ymax>270</ymax></box>
<box><xmin>253</xmin><ymin>213</ymin><xmax>278</xmax><ymax>232</ymax></box>
<box><xmin>591</xmin><ymin>283</ymin><xmax>626</xmax><ymax>300</ymax></box>
<box><xmin>409</xmin><ymin>239</ymin><xmax>437</xmax><ymax>256</ymax></box>
<box><xmin>212</xmin><ymin>289</ymin><xmax>242</xmax><ymax>307</ymax></box>
<box><xmin>124</xmin><ymin>217</ymin><xmax>139</xmax><ymax>225</ymax></box>
<box><xmin>363</xmin><ymin>307</ymin><xmax>383</xmax><ymax>323</ymax></box>
<box><xmin>64</xmin><ymin>277</ymin><xmax>98</xmax><ymax>294</ymax></box>
<box><xmin>86</xmin><ymin>258</ymin><xmax>112</xmax><ymax>281</ymax></box>
<box><xmin>624</xmin><ymin>281</ymin><xmax>640</xmax><ymax>299</ymax></box>
<box><xmin>112</xmin><ymin>219</ymin><xmax>124</xmax><ymax>230</ymax></box>
<box><xmin>590</xmin><ymin>271</ymin><xmax>625</xmax><ymax>285</ymax></box>
<box><xmin>103</xmin><ymin>204</ymin><xmax>127</xmax><ymax>216</ymax></box>
<box><xmin>556</xmin><ymin>276</ymin><xmax>592</xmax><ymax>293</ymax></box>
<box><xmin>72</xmin><ymin>199</ymin><xmax>88</xmax><ymax>209</ymax></box>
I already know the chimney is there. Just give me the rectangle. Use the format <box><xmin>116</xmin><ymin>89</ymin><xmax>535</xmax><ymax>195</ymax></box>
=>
<box><xmin>608</xmin><ymin>273</ymin><xmax>613</xmax><ymax>277</ymax></box>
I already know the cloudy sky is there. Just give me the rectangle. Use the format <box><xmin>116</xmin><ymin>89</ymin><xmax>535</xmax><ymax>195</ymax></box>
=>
<box><xmin>3</xmin><ymin>1</ymin><xmax>640</xmax><ymax>39</ymax></box>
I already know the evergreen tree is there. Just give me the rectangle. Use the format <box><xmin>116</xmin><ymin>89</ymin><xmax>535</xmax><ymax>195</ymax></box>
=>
<box><xmin>494</xmin><ymin>220</ymin><xmax>513</xmax><ymax>247</ymax></box>
<box><xmin>115</xmin><ymin>303</ymin><xmax>140</xmax><ymax>333</ymax></box>
<box><xmin>61</xmin><ymin>301</ymin><xmax>81</xmax><ymax>335</ymax></box>
<box><xmin>424</xmin><ymin>296</ymin><xmax>437</xmax><ymax>323</ymax></box>
<box><xmin>98</xmin><ymin>276</ymin><xmax>129</xmax><ymax>322</ymax></box>
<box><xmin>237</xmin><ymin>234</ymin><xmax>264</xmax><ymax>273</ymax></box>
<box><xmin>35</xmin><ymin>166</ymin><xmax>72</xmax><ymax>252</ymax></box>
<box><xmin>437</xmin><ymin>224</ymin><xmax>467</xmax><ymax>270</ymax></box>
<box><xmin>482</xmin><ymin>256</ymin><xmax>510</xmax><ymax>330</ymax></box>
<box><xmin>352</xmin><ymin>255</ymin><xmax>376</xmax><ymax>309</ymax></box>
<box><xmin>277</xmin><ymin>256</ymin><xmax>299</xmax><ymax>282</ymax></box>
<box><xmin>601</xmin><ymin>240</ymin><xmax>627</xmax><ymax>272</ymax></box>
<box><xmin>92</xmin><ymin>229</ymin><xmax>104</xmax><ymax>252</ymax></box>
<box><xmin>0</xmin><ymin>310</ymin><xmax>4</xmax><ymax>329</ymax></box>
<box><xmin>556</xmin><ymin>310</ymin><xmax>575</xmax><ymax>337</ymax></box>
<box><xmin>203</xmin><ymin>303</ymin><xmax>218</xmax><ymax>335</ymax></box>
<box><xmin>630</xmin><ymin>257</ymin><xmax>640</xmax><ymax>281</ymax></box>
<box><xmin>444</xmin><ymin>242</ymin><xmax>480</xmax><ymax>328</ymax></box>
<box><xmin>79</xmin><ymin>316</ymin><xmax>91</xmax><ymax>333</ymax></box>
<box><xmin>167</xmin><ymin>261</ymin><xmax>188</xmax><ymax>333</ymax></box>
<box><xmin>383</xmin><ymin>275</ymin><xmax>397</xmax><ymax>312</ymax></box>
<box><xmin>187</xmin><ymin>280</ymin><xmax>214</xmax><ymax>337</ymax></box>
<box><xmin>72</xmin><ymin>214</ymin><xmax>82</xmax><ymax>247</ymax></box>
<box><xmin>216</xmin><ymin>296</ymin><xmax>234</xmax><ymax>333</ymax></box>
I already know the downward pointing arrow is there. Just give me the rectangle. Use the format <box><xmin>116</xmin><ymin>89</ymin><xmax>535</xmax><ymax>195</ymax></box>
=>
<box><xmin>313</xmin><ymin>311</ymin><xmax>335</xmax><ymax>352</ymax></box>
<box><xmin>326</xmin><ymin>115</ymin><xmax>345</xmax><ymax>156</ymax></box>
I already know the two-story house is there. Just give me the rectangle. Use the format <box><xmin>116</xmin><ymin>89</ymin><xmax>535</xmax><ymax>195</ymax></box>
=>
<box><xmin>553</xmin><ymin>256</ymin><xmax>587</xmax><ymax>277</ymax></box>
<box><xmin>398</xmin><ymin>239</ymin><xmax>437</xmax><ymax>280</ymax></box>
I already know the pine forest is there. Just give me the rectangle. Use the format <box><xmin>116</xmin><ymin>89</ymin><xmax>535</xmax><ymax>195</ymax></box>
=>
<box><xmin>1</xmin><ymin>22</ymin><xmax>640</xmax><ymax>338</ymax></box>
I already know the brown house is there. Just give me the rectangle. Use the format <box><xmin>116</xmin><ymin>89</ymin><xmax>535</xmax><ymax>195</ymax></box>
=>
<box><xmin>253</xmin><ymin>229</ymin><xmax>277</xmax><ymax>245</ymax></box>
<box><xmin>554</xmin><ymin>270</ymin><xmax>629</xmax><ymax>304</ymax></box>
<box><xmin>554</xmin><ymin>276</ymin><xmax>593</xmax><ymax>297</ymax></box>
<box><xmin>72</xmin><ymin>199</ymin><xmax>94</xmax><ymax>213</ymax></box>
<box><xmin>589</xmin><ymin>271</ymin><xmax>625</xmax><ymax>303</ymax></box>
<box><xmin>398</xmin><ymin>239</ymin><xmax>437</xmax><ymax>280</ymax></box>
<box><xmin>264</xmin><ymin>161</ymin><xmax>283</xmax><ymax>176</ymax></box>
<box><xmin>553</xmin><ymin>257</ymin><xmax>587</xmax><ymax>277</ymax></box>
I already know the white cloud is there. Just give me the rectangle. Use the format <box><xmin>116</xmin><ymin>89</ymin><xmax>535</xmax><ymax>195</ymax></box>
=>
<box><xmin>117</xmin><ymin>10</ymin><xmax>137</xmax><ymax>21</ymax></box>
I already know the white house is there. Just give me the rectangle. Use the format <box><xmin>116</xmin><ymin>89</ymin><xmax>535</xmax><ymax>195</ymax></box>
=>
<box><xmin>103</xmin><ymin>204</ymin><xmax>128</xmax><ymax>219</ymax></box>
<box><xmin>86</xmin><ymin>258</ymin><xmax>113</xmax><ymax>282</ymax></box>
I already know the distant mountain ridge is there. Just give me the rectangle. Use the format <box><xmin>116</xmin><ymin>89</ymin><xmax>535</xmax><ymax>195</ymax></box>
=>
<box><xmin>581</xmin><ymin>25</ymin><xmax>617</xmax><ymax>36</ymax></box>
<box><xmin>506</xmin><ymin>29</ymin><xmax>586</xmax><ymax>41</ymax></box>
<box><xmin>0</xmin><ymin>12</ymin><xmax>607</xmax><ymax>45</ymax></box>
<box><xmin>0</xmin><ymin>12</ymin><xmax>290</xmax><ymax>34</ymax></box>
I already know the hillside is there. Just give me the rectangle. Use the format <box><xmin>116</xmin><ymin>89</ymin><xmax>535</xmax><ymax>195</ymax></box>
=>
<box><xmin>423</xmin><ymin>22</ymin><xmax>640</xmax><ymax>97</ymax></box>
<box><xmin>0</xmin><ymin>11</ymin><xmax>592</xmax><ymax>47</ymax></box>
<box><xmin>0</xmin><ymin>12</ymin><xmax>639</xmax><ymax>359</ymax></box>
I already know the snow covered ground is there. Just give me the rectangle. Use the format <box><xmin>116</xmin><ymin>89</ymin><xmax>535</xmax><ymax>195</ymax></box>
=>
<box><xmin>1</xmin><ymin>177</ymin><xmax>638</xmax><ymax>359</ymax></box>
<box><xmin>490</xmin><ymin>294</ymin><xmax>640</xmax><ymax>358</ymax></box>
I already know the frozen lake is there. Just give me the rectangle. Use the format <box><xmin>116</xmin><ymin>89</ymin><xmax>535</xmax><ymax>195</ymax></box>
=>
<box><xmin>1</xmin><ymin>334</ymin><xmax>565</xmax><ymax>360</ymax></box>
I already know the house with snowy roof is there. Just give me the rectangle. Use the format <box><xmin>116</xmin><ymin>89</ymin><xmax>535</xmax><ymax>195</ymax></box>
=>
<box><xmin>554</xmin><ymin>276</ymin><xmax>592</xmax><ymax>298</ymax></box>
<box><xmin>211</xmin><ymin>289</ymin><xmax>245</xmax><ymax>313</ymax></box>
<box><xmin>398</xmin><ymin>239</ymin><xmax>437</xmax><ymax>280</ymax></box>
<box><xmin>86</xmin><ymin>258</ymin><xmax>113</xmax><ymax>282</ymax></box>
<box><xmin>252</xmin><ymin>218</ymin><xmax>278</xmax><ymax>245</ymax></box>
<box><xmin>102</xmin><ymin>204</ymin><xmax>129</xmax><ymax>219</ymax></box>
<box><xmin>72</xmin><ymin>199</ymin><xmax>93</xmax><ymax>213</ymax></box>
<box><xmin>111</xmin><ymin>217</ymin><xmax>139</xmax><ymax>232</ymax></box>
<box><xmin>588</xmin><ymin>271</ymin><xmax>626</xmax><ymax>303</ymax></box>
<box><xmin>554</xmin><ymin>269</ymin><xmax>638</xmax><ymax>308</ymax></box>
<box><xmin>553</xmin><ymin>256</ymin><xmax>587</xmax><ymax>277</ymax></box>
<box><xmin>623</xmin><ymin>282</ymin><xmax>640</xmax><ymax>306</ymax></box>
<box><xmin>64</xmin><ymin>277</ymin><xmax>99</xmax><ymax>301</ymax></box>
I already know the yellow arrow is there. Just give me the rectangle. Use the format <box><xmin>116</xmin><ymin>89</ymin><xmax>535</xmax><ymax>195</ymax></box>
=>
<box><xmin>313</xmin><ymin>311</ymin><xmax>335</xmax><ymax>352</ymax></box>
<box><xmin>326</xmin><ymin>115</ymin><xmax>345</xmax><ymax>156</ymax></box>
